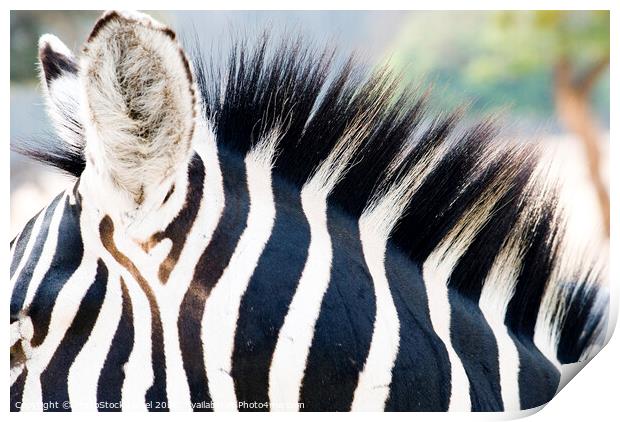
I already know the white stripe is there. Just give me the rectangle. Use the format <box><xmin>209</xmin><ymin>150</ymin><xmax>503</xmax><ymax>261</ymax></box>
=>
<box><xmin>118</xmin><ymin>271</ymin><xmax>153</xmax><ymax>412</ymax></box>
<box><xmin>351</xmin><ymin>228</ymin><xmax>400</xmax><ymax>411</ymax></box>
<box><xmin>346</xmin><ymin>151</ymin><xmax>427</xmax><ymax>411</ymax></box>
<box><xmin>268</xmin><ymin>188</ymin><xmax>332</xmax><ymax>411</ymax></box>
<box><xmin>422</xmin><ymin>262</ymin><xmax>471</xmax><ymax>411</ymax></box>
<box><xmin>67</xmin><ymin>269</ymin><xmax>123</xmax><ymax>411</ymax></box>
<box><xmin>21</xmin><ymin>195</ymin><xmax>67</xmax><ymax>310</ymax></box>
<box><xmin>19</xmin><ymin>257</ymin><xmax>98</xmax><ymax>411</ymax></box>
<box><xmin>486</xmin><ymin>318</ymin><xmax>520</xmax><ymax>411</ymax></box>
<box><xmin>157</xmin><ymin>128</ymin><xmax>225</xmax><ymax>411</ymax></box>
<box><xmin>159</xmin><ymin>305</ymin><xmax>190</xmax><ymax>411</ymax></box>
<box><xmin>9</xmin><ymin>197</ymin><xmax>60</xmax><ymax>297</ymax></box>
<box><xmin>267</xmin><ymin>122</ymin><xmax>368</xmax><ymax>411</ymax></box>
<box><xmin>9</xmin><ymin>216</ymin><xmax>34</xmax><ymax>271</ymax></box>
<box><xmin>202</xmin><ymin>135</ymin><xmax>278</xmax><ymax>411</ymax></box>
<box><xmin>479</xmin><ymin>247</ymin><xmax>523</xmax><ymax>411</ymax></box>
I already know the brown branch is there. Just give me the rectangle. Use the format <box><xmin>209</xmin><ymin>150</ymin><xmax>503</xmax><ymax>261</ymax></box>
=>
<box><xmin>554</xmin><ymin>56</ymin><xmax>572</xmax><ymax>88</ymax></box>
<box><xmin>554</xmin><ymin>57</ymin><xmax>610</xmax><ymax>238</ymax></box>
<box><xmin>577</xmin><ymin>54</ymin><xmax>610</xmax><ymax>95</ymax></box>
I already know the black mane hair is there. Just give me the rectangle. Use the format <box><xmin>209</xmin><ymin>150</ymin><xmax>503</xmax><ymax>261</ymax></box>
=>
<box><xmin>13</xmin><ymin>31</ymin><xmax>607</xmax><ymax>364</ymax></box>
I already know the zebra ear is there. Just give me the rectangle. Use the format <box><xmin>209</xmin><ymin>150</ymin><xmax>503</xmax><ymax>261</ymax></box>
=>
<box><xmin>79</xmin><ymin>10</ymin><xmax>197</xmax><ymax>206</ymax></box>
<box><xmin>38</xmin><ymin>34</ymin><xmax>84</xmax><ymax>146</ymax></box>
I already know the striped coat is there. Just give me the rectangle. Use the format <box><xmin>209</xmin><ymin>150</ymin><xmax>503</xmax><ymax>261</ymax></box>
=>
<box><xmin>10</xmin><ymin>10</ymin><xmax>608</xmax><ymax>412</ymax></box>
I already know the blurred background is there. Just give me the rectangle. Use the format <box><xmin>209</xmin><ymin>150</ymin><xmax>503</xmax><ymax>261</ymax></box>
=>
<box><xmin>10</xmin><ymin>11</ymin><xmax>610</xmax><ymax>253</ymax></box>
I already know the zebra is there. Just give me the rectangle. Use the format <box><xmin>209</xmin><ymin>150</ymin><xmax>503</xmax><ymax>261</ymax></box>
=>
<box><xmin>10</xmin><ymin>10</ymin><xmax>609</xmax><ymax>412</ymax></box>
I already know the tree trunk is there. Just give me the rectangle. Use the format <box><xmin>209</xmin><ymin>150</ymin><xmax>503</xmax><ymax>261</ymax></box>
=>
<box><xmin>554</xmin><ymin>57</ymin><xmax>610</xmax><ymax>238</ymax></box>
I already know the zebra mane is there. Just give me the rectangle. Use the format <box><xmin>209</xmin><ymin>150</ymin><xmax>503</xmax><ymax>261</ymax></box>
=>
<box><xmin>14</xmin><ymin>31</ymin><xmax>606</xmax><ymax>364</ymax></box>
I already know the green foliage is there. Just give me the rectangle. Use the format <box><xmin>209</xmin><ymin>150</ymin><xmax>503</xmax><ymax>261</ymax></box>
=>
<box><xmin>469</xmin><ymin>11</ymin><xmax>609</xmax><ymax>81</ymax></box>
<box><xmin>389</xmin><ymin>11</ymin><xmax>609</xmax><ymax>122</ymax></box>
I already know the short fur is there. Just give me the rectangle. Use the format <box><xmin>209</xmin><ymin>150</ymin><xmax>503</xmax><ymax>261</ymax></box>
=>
<box><xmin>80</xmin><ymin>10</ymin><xmax>197</xmax><ymax>204</ymax></box>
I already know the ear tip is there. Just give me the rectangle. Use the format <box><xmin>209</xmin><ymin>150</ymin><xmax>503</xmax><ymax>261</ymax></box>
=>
<box><xmin>38</xmin><ymin>34</ymin><xmax>73</xmax><ymax>58</ymax></box>
<box><xmin>38</xmin><ymin>34</ymin><xmax>79</xmax><ymax>86</ymax></box>
<box><xmin>83</xmin><ymin>10</ymin><xmax>190</xmax><ymax>86</ymax></box>
<box><xmin>109</xmin><ymin>10</ymin><xmax>166</xmax><ymax>28</ymax></box>
<box><xmin>87</xmin><ymin>10</ymin><xmax>175</xmax><ymax>44</ymax></box>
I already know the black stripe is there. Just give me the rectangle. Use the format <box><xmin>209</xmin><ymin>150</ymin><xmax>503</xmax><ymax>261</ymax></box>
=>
<box><xmin>510</xmin><ymin>334</ymin><xmax>560</xmax><ymax>409</ymax></box>
<box><xmin>29</xmin><ymin>197</ymin><xmax>84</xmax><ymax>347</ymax></box>
<box><xmin>384</xmin><ymin>245</ymin><xmax>451</xmax><ymax>411</ymax></box>
<box><xmin>145</xmin><ymin>306</ymin><xmax>167</xmax><ymax>410</ymax></box>
<box><xmin>99</xmin><ymin>216</ymin><xmax>168</xmax><ymax>411</ymax></box>
<box><xmin>448</xmin><ymin>291</ymin><xmax>503</xmax><ymax>411</ymax></box>
<box><xmin>157</xmin><ymin>155</ymin><xmax>205</xmax><ymax>283</ymax></box>
<box><xmin>556</xmin><ymin>282</ymin><xmax>606</xmax><ymax>364</ymax></box>
<box><xmin>505</xmin><ymin>205</ymin><xmax>559</xmax><ymax>340</ymax></box>
<box><xmin>299</xmin><ymin>203</ymin><xmax>376</xmax><ymax>411</ymax></box>
<box><xmin>178</xmin><ymin>148</ymin><xmax>250</xmax><ymax>411</ymax></box>
<box><xmin>40</xmin><ymin>259</ymin><xmax>108</xmax><ymax>411</ymax></box>
<box><xmin>10</xmin><ymin>194</ymin><xmax>64</xmax><ymax>319</ymax></box>
<box><xmin>140</xmin><ymin>284</ymin><xmax>166</xmax><ymax>409</ymax></box>
<box><xmin>10</xmin><ymin>209</ymin><xmax>41</xmax><ymax>280</ymax></box>
<box><xmin>231</xmin><ymin>177</ymin><xmax>310</xmax><ymax>411</ymax></box>
<box><xmin>10</xmin><ymin>367</ymin><xmax>28</xmax><ymax>412</ymax></box>
<box><xmin>440</xmin><ymin>165</ymin><xmax>532</xmax><ymax>411</ymax></box>
<box><xmin>97</xmin><ymin>278</ymin><xmax>134</xmax><ymax>412</ymax></box>
<box><xmin>503</xmin><ymin>203</ymin><xmax>562</xmax><ymax>408</ymax></box>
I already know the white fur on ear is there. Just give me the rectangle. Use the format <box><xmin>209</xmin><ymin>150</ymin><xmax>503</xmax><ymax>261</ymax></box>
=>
<box><xmin>80</xmin><ymin>10</ymin><xmax>197</xmax><ymax>205</ymax></box>
<box><xmin>38</xmin><ymin>34</ymin><xmax>83</xmax><ymax>147</ymax></box>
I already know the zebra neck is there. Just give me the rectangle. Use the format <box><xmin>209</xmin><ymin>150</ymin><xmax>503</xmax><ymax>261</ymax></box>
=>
<box><xmin>77</xmin><ymin>159</ymin><xmax>192</xmax><ymax>244</ymax></box>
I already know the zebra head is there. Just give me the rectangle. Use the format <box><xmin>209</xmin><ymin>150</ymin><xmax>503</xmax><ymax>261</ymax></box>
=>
<box><xmin>10</xmin><ymin>11</ymin><xmax>203</xmax><ymax>407</ymax></box>
<box><xmin>10</xmin><ymin>10</ymin><xmax>608</xmax><ymax>413</ymax></box>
